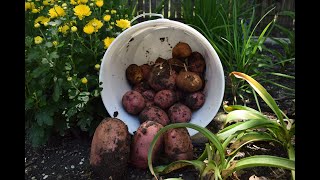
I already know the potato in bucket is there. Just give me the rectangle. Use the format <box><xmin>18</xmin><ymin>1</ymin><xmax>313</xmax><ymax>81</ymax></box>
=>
<box><xmin>99</xmin><ymin>18</ymin><xmax>225</xmax><ymax>136</ymax></box>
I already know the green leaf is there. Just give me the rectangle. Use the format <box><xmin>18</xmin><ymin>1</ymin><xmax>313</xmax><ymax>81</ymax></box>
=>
<box><xmin>217</xmin><ymin>119</ymin><xmax>279</xmax><ymax>140</ymax></box>
<box><xmin>230</xmin><ymin>72</ymin><xmax>286</xmax><ymax>131</ymax></box>
<box><xmin>53</xmin><ymin>81</ymin><xmax>60</xmax><ymax>102</ymax></box>
<box><xmin>49</xmin><ymin>51</ymin><xmax>59</xmax><ymax>60</ymax></box>
<box><xmin>225</xmin><ymin>109</ymin><xmax>269</xmax><ymax>124</ymax></box>
<box><xmin>28</xmin><ymin>125</ymin><xmax>46</xmax><ymax>147</ymax></box>
<box><xmin>31</xmin><ymin>67</ymin><xmax>49</xmax><ymax>78</ymax></box>
<box><xmin>26</xmin><ymin>48</ymin><xmax>41</xmax><ymax>62</ymax></box>
<box><xmin>222</xmin><ymin>155</ymin><xmax>295</xmax><ymax>178</ymax></box>
<box><xmin>35</xmin><ymin>111</ymin><xmax>53</xmax><ymax>126</ymax></box>
<box><xmin>154</xmin><ymin>160</ymin><xmax>205</xmax><ymax>175</ymax></box>
<box><xmin>227</xmin><ymin>131</ymin><xmax>281</xmax><ymax>156</ymax></box>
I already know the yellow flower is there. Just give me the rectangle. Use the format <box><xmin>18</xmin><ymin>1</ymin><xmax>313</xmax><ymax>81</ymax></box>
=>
<box><xmin>103</xmin><ymin>37</ymin><xmax>115</xmax><ymax>49</ymax></box>
<box><xmin>43</xmin><ymin>0</ymin><xmax>49</xmax><ymax>6</ymax></box>
<box><xmin>111</xmin><ymin>9</ymin><xmax>116</xmax><ymax>14</ymax></box>
<box><xmin>34</xmin><ymin>36</ymin><xmax>43</xmax><ymax>44</ymax></box>
<box><xmin>83</xmin><ymin>25</ymin><xmax>94</xmax><ymax>34</ymax></box>
<box><xmin>53</xmin><ymin>41</ymin><xmax>59</xmax><ymax>46</ymax></box>
<box><xmin>81</xmin><ymin>77</ymin><xmax>88</xmax><ymax>84</ymax></box>
<box><xmin>34</xmin><ymin>23</ymin><xmax>40</xmax><ymax>28</ymax></box>
<box><xmin>62</xmin><ymin>3</ymin><xmax>67</xmax><ymax>7</ymax></box>
<box><xmin>80</xmin><ymin>0</ymin><xmax>88</xmax><ymax>3</ymax></box>
<box><xmin>58</xmin><ymin>25</ymin><xmax>70</xmax><ymax>34</ymax></box>
<box><xmin>70</xmin><ymin>0</ymin><xmax>77</xmax><ymax>5</ymax></box>
<box><xmin>94</xmin><ymin>64</ymin><xmax>100</xmax><ymax>70</ymax></box>
<box><xmin>35</xmin><ymin>16</ymin><xmax>50</xmax><ymax>25</ymax></box>
<box><xmin>71</xmin><ymin>26</ymin><xmax>78</xmax><ymax>32</ymax></box>
<box><xmin>48</xmin><ymin>6</ymin><xmax>66</xmax><ymax>18</ymax></box>
<box><xmin>116</xmin><ymin>19</ymin><xmax>131</xmax><ymax>30</ymax></box>
<box><xmin>25</xmin><ymin>2</ymin><xmax>36</xmax><ymax>11</ymax></box>
<box><xmin>95</xmin><ymin>0</ymin><xmax>103</xmax><ymax>7</ymax></box>
<box><xmin>73</xmin><ymin>4</ymin><xmax>92</xmax><ymax>20</ymax></box>
<box><xmin>103</xmin><ymin>14</ymin><xmax>111</xmax><ymax>22</ymax></box>
<box><xmin>31</xmin><ymin>9</ymin><xmax>39</xmax><ymax>13</ymax></box>
<box><xmin>44</xmin><ymin>22</ymin><xmax>49</xmax><ymax>26</ymax></box>
<box><xmin>87</xmin><ymin>18</ymin><xmax>103</xmax><ymax>32</ymax></box>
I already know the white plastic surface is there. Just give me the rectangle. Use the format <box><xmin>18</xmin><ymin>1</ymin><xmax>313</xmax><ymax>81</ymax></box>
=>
<box><xmin>99</xmin><ymin>19</ymin><xmax>225</xmax><ymax>136</ymax></box>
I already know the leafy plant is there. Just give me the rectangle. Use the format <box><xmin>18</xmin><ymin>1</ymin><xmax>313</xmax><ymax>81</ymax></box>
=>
<box><xmin>181</xmin><ymin>0</ymin><xmax>295</xmax><ymax>105</ymax></box>
<box><xmin>147</xmin><ymin>72</ymin><xmax>295</xmax><ymax>180</ymax></box>
<box><xmin>25</xmin><ymin>0</ymin><xmax>136</xmax><ymax>147</ymax></box>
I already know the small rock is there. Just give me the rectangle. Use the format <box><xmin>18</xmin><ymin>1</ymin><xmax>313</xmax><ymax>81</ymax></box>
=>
<box><xmin>79</xmin><ymin>161</ymin><xmax>83</xmax><ymax>165</ymax></box>
<box><xmin>71</xmin><ymin>165</ymin><xmax>75</xmax><ymax>169</ymax></box>
<box><xmin>41</xmin><ymin>160</ymin><xmax>44</xmax><ymax>163</ymax></box>
<box><xmin>31</xmin><ymin>176</ymin><xmax>36</xmax><ymax>180</ymax></box>
<box><xmin>43</xmin><ymin>175</ymin><xmax>48</xmax><ymax>179</ymax></box>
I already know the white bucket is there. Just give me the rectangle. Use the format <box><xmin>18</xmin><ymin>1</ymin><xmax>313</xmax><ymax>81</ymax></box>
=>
<box><xmin>99</xmin><ymin>17</ymin><xmax>225</xmax><ymax>136</ymax></box>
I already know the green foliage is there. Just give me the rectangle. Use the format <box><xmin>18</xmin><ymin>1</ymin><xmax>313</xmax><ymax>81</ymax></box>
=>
<box><xmin>25</xmin><ymin>0</ymin><xmax>136</xmax><ymax>147</ymax></box>
<box><xmin>147</xmin><ymin>72</ymin><xmax>295</xmax><ymax>180</ymax></box>
<box><xmin>181</xmin><ymin>0</ymin><xmax>295</xmax><ymax>105</ymax></box>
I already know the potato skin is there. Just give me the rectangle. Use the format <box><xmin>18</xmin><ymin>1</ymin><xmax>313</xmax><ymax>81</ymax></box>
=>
<box><xmin>172</xmin><ymin>42</ymin><xmax>192</xmax><ymax>59</ymax></box>
<box><xmin>140</xmin><ymin>64</ymin><xmax>152</xmax><ymax>81</ymax></box>
<box><xmin>164</xmin><ymin>127</ymin><xmax>194</xmax><ymax>161</ymax></box>
<box><xmin>176</xmin><ymin>71</ymin><xmax>203</xmax><ymax>93</ymax></box>
<box><xmin>90</xmin><ymin>118</ymin><xmax>130</xmax><ymax>179</ymax></box>
<box><xmin>142</xmin><ymin>89</ymin><xmax>156</xmax><ymax>107</ymax></box>
<box><xmin>184</xmin><ymin>91</ymin><xmax>206</xmax><ymax>110</ymax></box>
<box><xmin>154</xmin><ymin>89</ymin><xmax>178</xmax><ymax>109</ymax></box>
<box><xmin>126</xmin><ymin>64</ymin><xmax>143</xmax><ymax>85</ymax></box>
<box><xmin>148</xmin><ymin>62</ymin><xmax>177</xmax><ymax>92</ymax></box>
<box><xmin>168</xmin><ymin>103</ymin><xmax>192</xmax><ymax>123</ymax></box>
<box><xmin>122</xmin><ymin>90</ymin><xmax>146</xmax><ymax>115</ymax></box>
<box><xmin>187</xmin><ymin>51</ymin><xmax>206</xmax><ymax>74</ymax></box>
<box><xmin>139</xmin><ymin>105</ymin><xmax>170</xmax><ymax>126</ymax></box>
<box><xmin>130</xmin><ymin>121</ymin><xmax>164</xmax><ymax>169</ymax></box>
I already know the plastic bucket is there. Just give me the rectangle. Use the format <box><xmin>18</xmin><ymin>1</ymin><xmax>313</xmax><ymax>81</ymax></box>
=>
<box><xmin>99</xmin><ymin>18</ymin><xmax>225</xmax><ymax>136</ymax></box>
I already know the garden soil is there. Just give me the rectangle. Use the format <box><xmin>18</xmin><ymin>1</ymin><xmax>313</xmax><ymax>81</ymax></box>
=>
<box><xmin>25</xmin><ymin>44</ymin><xmax>295</xmax><ymax>180</ymax></box>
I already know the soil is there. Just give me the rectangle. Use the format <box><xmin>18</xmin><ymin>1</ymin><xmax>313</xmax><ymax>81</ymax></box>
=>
<box><xmin>25</xmin><ymin>44</ymin><xmax>295</xmax><ymax>180</ymax></box>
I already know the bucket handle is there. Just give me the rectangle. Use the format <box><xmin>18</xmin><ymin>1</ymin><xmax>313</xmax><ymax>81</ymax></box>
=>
<box><xmin>130</xmin><ymin>13</ymin><xmax>164</xmax><ymax>24</ymax></box>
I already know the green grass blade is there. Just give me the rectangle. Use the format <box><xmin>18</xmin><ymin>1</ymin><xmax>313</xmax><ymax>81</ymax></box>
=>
<box><xmin>154</xmin><ymin>160</ymin><xmax>205</xmax><ymax>175</ymax></box>
<box><xmin>227</xmin><ymin>131</ymin><xmax>281</xmax><ymax>156</ymax></box>
<box><xmin>225</xmin><ymin>109</ymin><xmax>269</xmax><ymax>124</ymax></box>
<box><xmin>230</xmin><ymin>72</ymin><xmax>286</xmax><ymax>130</ymax></box>
<box><xmin>222</xmin><ymin>155</ymin><xmax>295</xmax><ymax>178</ymax></box>
<box><xmin>217</xmin><ymin>119</ymin><xmax>279</xmax><ymax>140</ymax></box>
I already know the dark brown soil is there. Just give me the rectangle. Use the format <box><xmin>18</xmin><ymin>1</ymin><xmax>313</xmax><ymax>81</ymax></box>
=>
<box><xmin>25</xmin><ymin>43</ymin><xmax>295</xmax><ymax>180</ymax></box>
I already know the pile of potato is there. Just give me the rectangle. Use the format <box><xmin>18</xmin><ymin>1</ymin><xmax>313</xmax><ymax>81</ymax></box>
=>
<box><xmin>122</xmin><ymin>42</ymin><xmax>207</xmax><ymax>169</ymax></box>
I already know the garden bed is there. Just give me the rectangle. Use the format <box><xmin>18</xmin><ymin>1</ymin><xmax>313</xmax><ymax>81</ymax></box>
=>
<box><xmin>25</xmin><ymin>44</ymin><xmax>295</xmax><ymax>180</ymax></box>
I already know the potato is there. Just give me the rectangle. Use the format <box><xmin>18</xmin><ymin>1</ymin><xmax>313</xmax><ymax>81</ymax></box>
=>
<box><xmin>155</xmin><ymin>57</ymin><xmax>166</xmax><ymax>64</ymax></box>
<box><xmin>148</xmin><ymin>62</ymin><xmax>177</xmax><ymax>91</ymax></box>
<box><xmin>172</xmin><ymin>42</ymin><xmax>192</xmax><ymax>59</ymax></box>
<box><xmin>168</xmin><ymin>103</ymin><xmax>192</xmax><ymax>123</ymax></box>
<box><xmin>139</xmin><ymin>105</ymin><xmax>170</xmax><ymax>126</ymax></box>
<box><xmin>140</xmin><ymin>64</ymin><xmax>152</xmax><ymax>81</ymax></box>
<box><xmin>90</xmin><ymin>118</ymin><xmax>130</xmax><ymax>179</ymax></box>
<box><xmin>176</xmin><ymin>71</ymin><xmax>203</xmax><ymax>92</ymax></box>
<box><xmin>187</xmin><ymin>51</ymin><xmax>206</xmax><ymax>74</ymax></box>
<box><xmin>132</xmin><ymin>81</ymin><xmax>150</xmax><ymax>93</ymax></box>
<box><xmin>164</xmin><ymin>127</ymin><xmax>194</xmax><ymax>161</ymax></box>
<box><xmin>168</xmin><ymin>58</ymin><xmax>185</xmax><ymax>72</ymax></box>
<box><xmin>142</xmin><ymin>89</ymin><xmax>156</xmax><ymax>107</ymax></box>
<box><xmin>130</xmin><ymin>121</ymin><xmax>164</xmax><ymax>169</ymax></box>
<box><xmin>126</xmin><ymin>64</ymin><xmax>143</xmax><ymax>85</ymax></box>
<box><xmin>154</xmin><ymin>89</ymin><xmax>178</xmax><ymax>109</ymax></box>
<box><xmin>122</xmin><ymin>90</ymin><xmax>146</xmax><ymax>115</ymax></box>
<box><xmin>184</xmin><ymin>91</ymin><xmax>206</xmax><ymax>110</ymax></box>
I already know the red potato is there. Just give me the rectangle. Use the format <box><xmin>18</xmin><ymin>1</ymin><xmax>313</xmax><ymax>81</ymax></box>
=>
<box><xmin>148</xmin><ymin>62</ymin><xmax>177</xmax><ymax>91</ymax></box>
<box><xmin>139</xmin><ymin>105</ymin><xmax>170</xmax><ymax>126</ymax></box>
<box><xmin>184</xmin><ymin>91</ymin><xmax>206</xmax><ymax>110</ymax></box>
<box><xmin>142</xmin><ymin>89</ymin><xmax>156</xmax><ymax>107</ymax></box>
<box><xmin>122</xmin><ymin>90</ymin><xmax>146</xmax><ymax>115</ymax></box>
<box><xmin>164</xmin><ymin>127</ymin><xmax>194</xmax><ymax>161</ymax></box>
<box><xmin>187</xmin><ymin>51</ymin><xmax>206</xmax><ymax>74</ymax></box>
<box><xmin>168</xmin><ymin>103</ymin><xmax>192</xmax><ymax>123</ymax></box>
<box><xmin>140</xmin><ymin>64</ymin><xmax>152</xmax><ymax>81</ymax></box>
<box><xmin>132</xmin><ymin>81</ymin><xmax>150</xmax><ymax>93</ymax></box>
<box><xmin>90</xmin><ymin>118</ymin><xmax>130</xmax><ymax>179</ymax></box>
<box><xmin>130</xmin><ymin>121</ymin><xmax>164</xmax><ymax>169</ymax></box>
<box><xmin>154</xmin><ymin>89</ymin><xmax>178</xmax><ymax>109</ymax></box>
